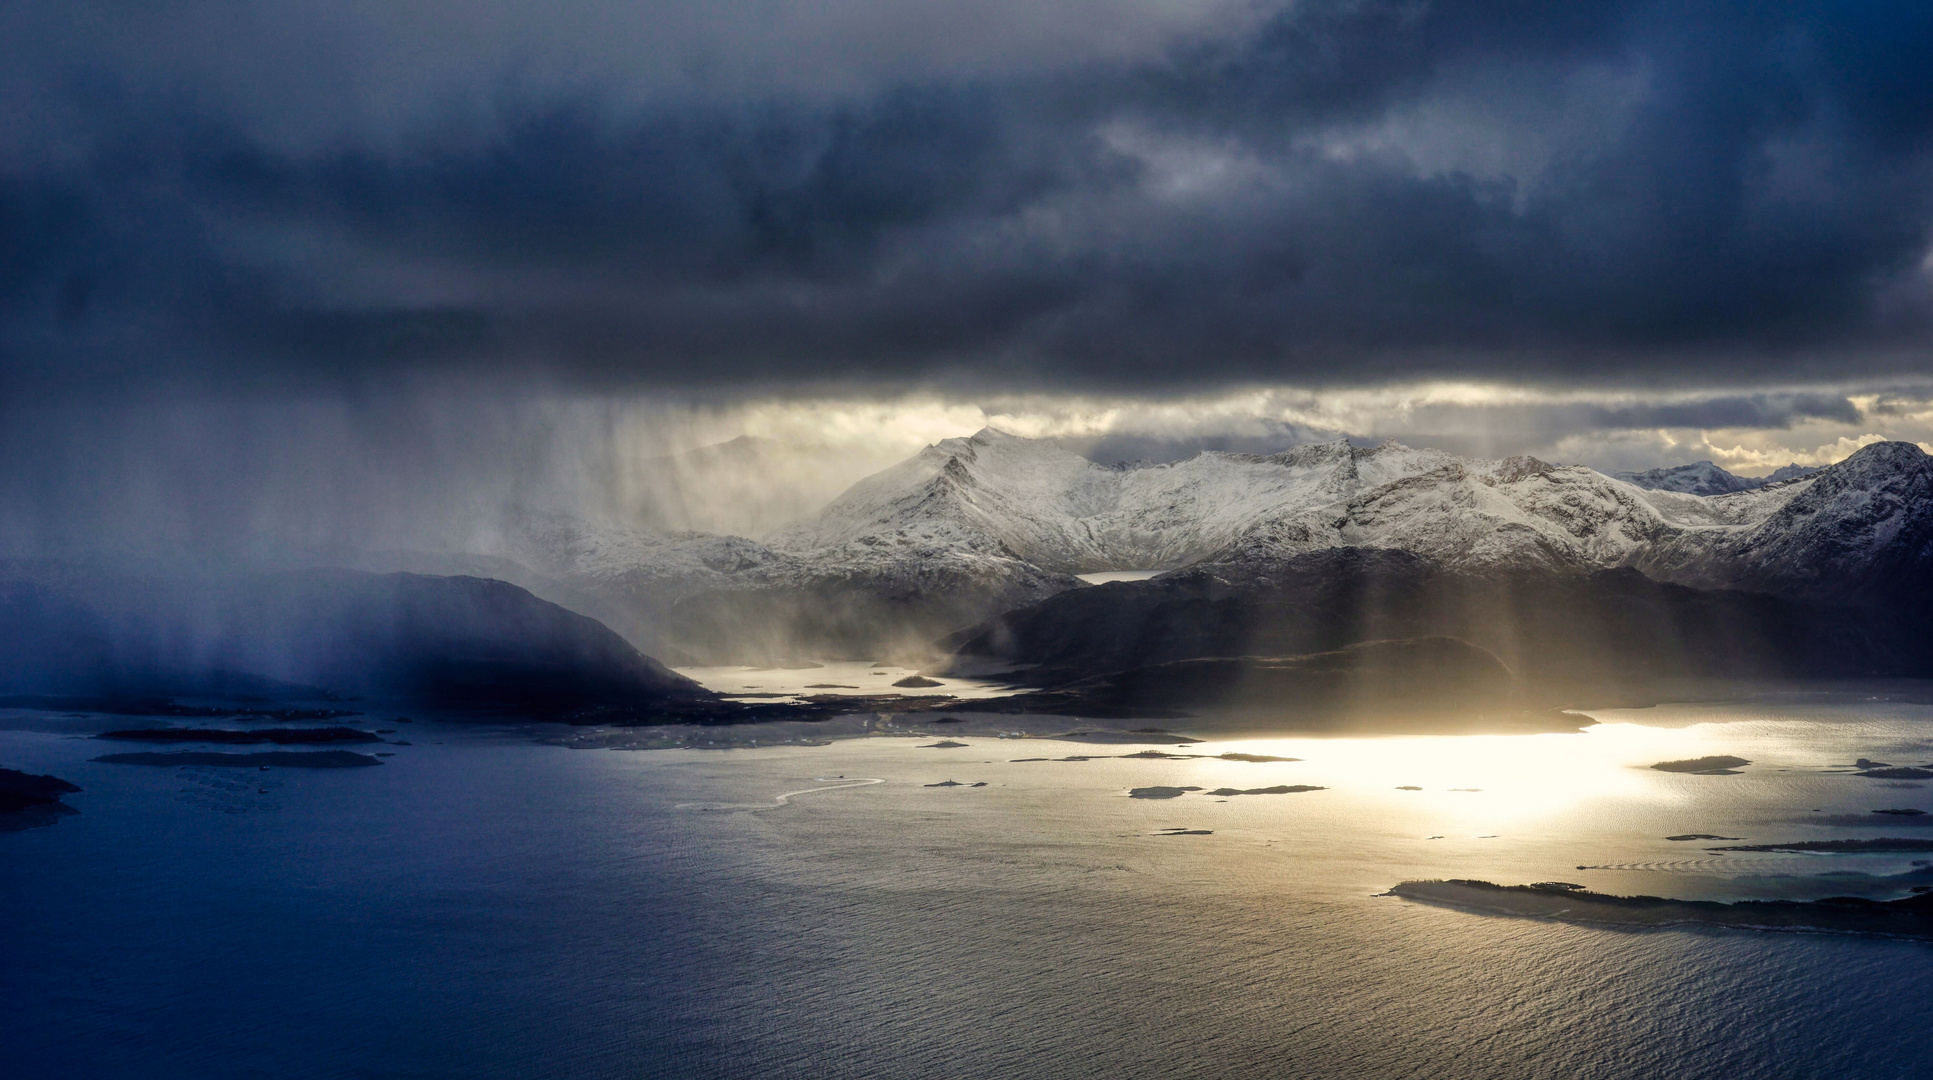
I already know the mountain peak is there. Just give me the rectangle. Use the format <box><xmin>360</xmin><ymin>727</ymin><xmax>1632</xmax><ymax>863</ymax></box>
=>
<box><xmin>1612</xmin><ymin>460</ymin><xmax>1761</xmax><ymax>496</ymax></box>
<box><xmin>1764</xmin><ymin>462</ymin><xmax>1821</xmax><ymax>483</ymax></box>
<box><xmin>1790</xmin><ymin>440</ymin><xmax>1931</xmax><ymax>499</ymax></box>
<box><xmin>1494</xmin><ymin>455</ymin><xmax>1556</xmax><ymax>482</ymax></box>
<box><xmin>968</xmin><ymin>426</ymin><xmax>1023</xmax><ymax>444</ymax></box>
<box><xmin>1836</xmin><ymin>439</ymin><xmax>1928</xmax><ymax>468</ymax></box>
<box><xmin>1267</xmin><ymin>438</ymin><xmax>1356</xmax><ymax>466</ymax></box>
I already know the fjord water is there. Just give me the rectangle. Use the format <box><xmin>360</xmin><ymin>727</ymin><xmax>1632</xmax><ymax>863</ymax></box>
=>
<box><xmin>6</xmin><ymin>700</ymin><xmax>1933</xmax><ymax>1079</ymax></box>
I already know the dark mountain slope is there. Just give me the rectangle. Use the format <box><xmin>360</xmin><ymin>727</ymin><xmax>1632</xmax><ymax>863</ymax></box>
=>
<box><xmin>944</xmin><ymin>549</ymin><xmax>1923</xmax><ymax>700</ymax></box>
<box><xmin>0</xmin><ymin>562</ymin><xmax>711</xmax><ymax>710</ymax></box>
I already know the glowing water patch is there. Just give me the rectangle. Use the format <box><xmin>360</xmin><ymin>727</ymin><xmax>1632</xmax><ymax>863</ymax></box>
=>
<box><xmin>1075</xmin><ymin>570</ymin><xmax>1164</xmax><ymax>584</ymax></box>
<box><xmin>674</xmin><ymin>661</ymin><xmax>1029</xmax><ymax>702</ymax></box>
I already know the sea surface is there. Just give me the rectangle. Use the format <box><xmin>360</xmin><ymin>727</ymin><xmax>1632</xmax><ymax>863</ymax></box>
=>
<box><xmin>5</xmin><ymin>696</ymin><xmax>1933</xmax><ymax>1079</ymax></box>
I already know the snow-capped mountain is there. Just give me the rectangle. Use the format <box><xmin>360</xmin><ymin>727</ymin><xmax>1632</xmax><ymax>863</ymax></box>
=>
<box><xmin>1200</xmin><ymin>452</ymin><xmax>1676</xmax><ymax>573</ymax></box>
<box><xmin>1765</xmin><ymin>463</ymin><xmax>1823</xmax><ymax>483</ymax></box>
<box><xmin>767</xmin><ymin>427</ymin><xmax>1862</xmax><ymax>578</ymax></box>
<box><xmin>1612</xmin><ymin>461</ymin><xmax>1763</xmax><ymax>495</ymax></box>
<box><xmin>770</xmin><ymin>427</ymin><xmax>1933</xmax><ymax>597</ymax></box>
<box><xmin>771</xmin><ymin>429</ymin><xmax>1454</xmax><ymax>571</ymax></box>
<box><xmin>1632</xmin><ymin>440</ymin><xmax>1933</xmax><ymax>598</ymax></box>
<box><xmin>447</xmin><ymin>429</ymin><xmax>1930</xmax><ymax>663</ymax></box>
<box><xmin>1613</xmin><ymin>460</ymin><xmax>1819</xmax><ymax>495</ymax></box>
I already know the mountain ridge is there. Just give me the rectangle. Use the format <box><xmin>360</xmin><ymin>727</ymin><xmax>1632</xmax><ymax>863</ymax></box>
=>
<box><xmin>1612</xmin><ymin>460</ymin><xmax>1819</xmax><ymax>495</ymax></box>
<box><xmin>463</xmin><ymin>431</ymin><xmax>1931</xmax><ymax>664</ymax></box>
<box><xmin>770</xmin><ymin>428</ymin><xmax>1926</xmax><ymax>587</ymax></box>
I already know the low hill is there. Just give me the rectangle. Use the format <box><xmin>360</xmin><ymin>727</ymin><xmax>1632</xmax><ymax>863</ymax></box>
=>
<box><xmin>943</xmin><ymin>549</ymin><xmax>1925</xmax><ymax>703</ymax></box>
<box><xmin>0</xmin><ymin>562</ymin><xmax>711</xmax><ymax>710</ymax></box>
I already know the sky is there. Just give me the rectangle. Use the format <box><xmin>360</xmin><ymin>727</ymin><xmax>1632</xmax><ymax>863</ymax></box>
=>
<box><xmin>4</xmin><ymin>1</ymin><xmax>1933</xmax><ymax>550</ymax></box>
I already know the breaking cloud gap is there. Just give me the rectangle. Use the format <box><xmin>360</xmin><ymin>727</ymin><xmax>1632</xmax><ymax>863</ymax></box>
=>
<box><xmin>4</xmin><ymin>382</ymin><xmax>1932</xmax><ymax>562</ymax></box>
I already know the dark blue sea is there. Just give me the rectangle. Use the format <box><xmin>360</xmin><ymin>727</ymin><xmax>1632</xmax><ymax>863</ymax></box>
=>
<box><xmin>6</xmin><ymin>700</ymin><xmax>1933</xmax><ymax>1079</ymax></box>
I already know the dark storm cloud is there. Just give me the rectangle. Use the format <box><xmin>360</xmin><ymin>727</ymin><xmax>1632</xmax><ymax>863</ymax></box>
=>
<box><xmin>6</xmin><ymin>0</ymin><xmax>1933</xmax><ymax>396</ymax></box>
<box><xmin>1582</xmin><ymin>392</ymin><xmax>1862</xmax><ymax>429</ymax></box>
<box><xmin>1388</xmin><ymin>389</ymin><xmax>1865</xmax><ymax>439</ymax></box>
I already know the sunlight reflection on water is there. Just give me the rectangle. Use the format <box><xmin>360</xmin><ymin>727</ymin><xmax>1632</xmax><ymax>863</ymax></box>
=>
<box><xmin>675</xmin><ymin>660</ymin><xmax>1029</xmax><ymax>700</ymax></box>
<box><xmin>5</xmin><ymin>695</ymin><xmax>1933</xmax><ymax>1078</ymax></box>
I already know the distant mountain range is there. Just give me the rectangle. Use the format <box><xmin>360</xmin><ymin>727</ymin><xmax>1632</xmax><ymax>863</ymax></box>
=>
<box><xmin>1612</xmin><ymin>460</ymin><xmax>1818</xmax><ymax>495</ymax></box>
<box><xmin>768</xmin><ymin>429</ymin><xmax>1880</xmax><ymax>582</ymax></box>
<box><xmin>4</xmin><ymin>430</ymin><xmax>1928</xmax><ymax>718</ymax></box>
<box><xmin>470</xmin><ymin>429</ymin><xmax>1933</xmax><ymax>672</ymax></box>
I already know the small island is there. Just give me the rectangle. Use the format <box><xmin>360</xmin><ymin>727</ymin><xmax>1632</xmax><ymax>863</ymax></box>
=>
<box><xmin>93</xmin><ymin>750</ymin><xmax>385</xmax><ymax>768</ymax></box>
<box><xmin>1705</xmin><ymin>838</ymin><xmax>1933</xmax><ymax>854</ymax></box>
<box><xmin>96</xmin><ymin>727</ymin><xmax>382</xmax><ymax>745</ymax></box>
<box><xmin>1650</xmin><ymin>756</ymin><xmax>1751</xmax><ymax>775</ymax></box>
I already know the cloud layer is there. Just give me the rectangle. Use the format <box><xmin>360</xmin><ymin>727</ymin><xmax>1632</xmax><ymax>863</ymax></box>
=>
<box><xmin>7</xmin><ymin>3</ymin><xmax>1933</xmax><ymax>560</ymax></box>
<box><xmin>7</xmin><ymin>0</ymin><xmax>1933</xmax><ymax>397</ymax></box>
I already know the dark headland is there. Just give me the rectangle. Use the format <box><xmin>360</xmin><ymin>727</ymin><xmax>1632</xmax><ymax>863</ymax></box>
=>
<box><xmin>1392</xmin><ymin>879</ymin><xmax>1933</xmax><ymax>940</ymax></box>
<box><xmin>0</xmin><ymin>565</ymin><xmax>712</xmax><ymax>718</ymax></box>
<box><xmin>0</xmin><ymin>767</ymin><xmax>82</xmax><ymax>830</ymax></box>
